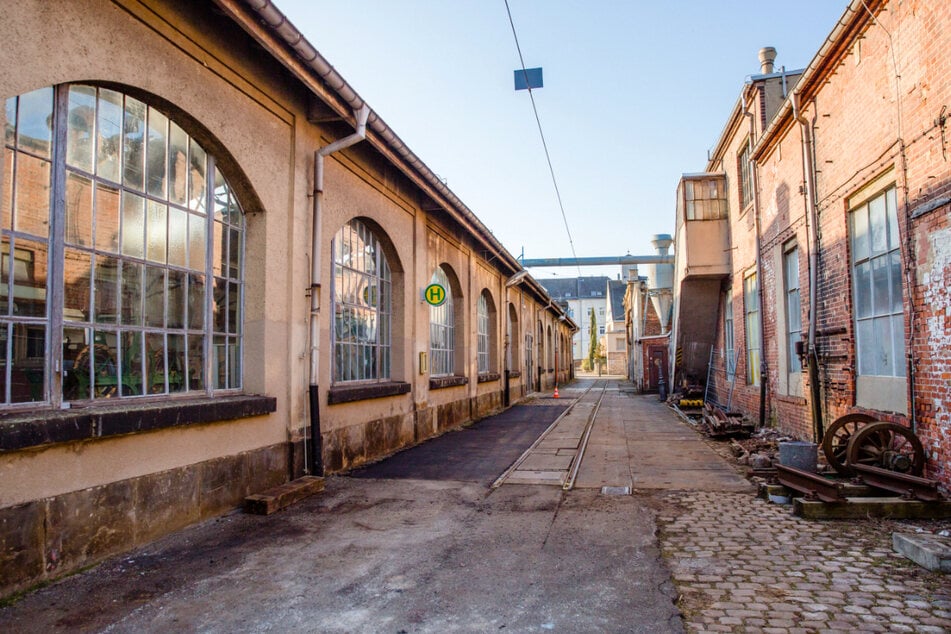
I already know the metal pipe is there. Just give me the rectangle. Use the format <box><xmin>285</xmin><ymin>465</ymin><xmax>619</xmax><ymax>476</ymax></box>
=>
<box><xmin>520</xmin><ymin>254</ymin><xmax>674</xmax><ymax>268</ymax></box>
<box><xmin>743</xmin><ymin>100</ymin><xmax>768</xmax><ymax>429</ymax></box>
<box><xmin>308</xmin><ymin>104</ymin><xmax>370</xmax><ymax>475</ymax></box>
<box><xmin>792</xmin><ymin>92</ymin><xmax>824</xmax><ymax>442</ymax></box>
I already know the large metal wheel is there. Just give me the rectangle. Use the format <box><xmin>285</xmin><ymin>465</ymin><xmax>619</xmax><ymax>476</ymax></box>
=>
<box><xmin>821</xmin><ymin>413</ymin><xmax>877</xmax><ymax>475</ymax></box>
<box><xmin>845</xmin><ymin>421</ymin><xmax>925</xmax><ymax>476</ymax></box>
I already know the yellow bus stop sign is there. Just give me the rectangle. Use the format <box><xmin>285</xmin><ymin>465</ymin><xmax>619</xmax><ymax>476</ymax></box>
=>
<box><xmin>424</xmin><ymin>283</ymin><xmax>447</xmax><ymax>306</ymax></box>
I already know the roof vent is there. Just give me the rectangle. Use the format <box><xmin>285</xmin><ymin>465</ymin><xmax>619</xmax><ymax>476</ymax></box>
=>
<box><xmin>759</xmin><ymin>47</ymin><xmax>777</xmax><ymax>74</ymax></box>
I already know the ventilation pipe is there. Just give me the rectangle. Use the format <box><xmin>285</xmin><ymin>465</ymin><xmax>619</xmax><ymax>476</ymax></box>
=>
<box><xmin>791</xmin><ymin>92</ymin><xmax>824</xmax><ymax>442</ymax></box>
<box><xmin>308</xmin><ymin>104</ymin><xmax>370</xmax><ymax>475</ymax></box>
<box><xmin>758</xmin><ymin>47</ymin><xmax>777</xmax><ymax>74</ymax></box>
<box><xmin>645</xmin><ymin>234</ymin><xmax>674</xmax><ymax>333</ymax></box>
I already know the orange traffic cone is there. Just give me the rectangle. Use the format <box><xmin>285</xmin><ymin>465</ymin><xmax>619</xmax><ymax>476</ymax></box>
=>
<box><xmin>553</xmin><ymin>386</ymin><xmax>559</xmax><ymax>399</ymax></box>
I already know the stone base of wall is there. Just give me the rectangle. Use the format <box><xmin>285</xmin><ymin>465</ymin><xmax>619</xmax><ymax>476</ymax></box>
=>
<box><xmin>322</xmin><ymin>390</ymin><xmax>505</xmax><ymax>474</ymax></box>
<box><xmin>0</xmin><ymin>443</ymin><xmax>289</xmax><ymax>600</ymax></box>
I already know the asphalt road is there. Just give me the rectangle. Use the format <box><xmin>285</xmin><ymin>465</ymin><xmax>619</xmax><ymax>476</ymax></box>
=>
<box><xmin>0</xmin><ymin>392</ymin><xmax>683</xmax><ymax>633</ymax></box>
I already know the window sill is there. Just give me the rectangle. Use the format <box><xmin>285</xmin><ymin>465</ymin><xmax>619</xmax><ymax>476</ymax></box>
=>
<box><xmin>327</xmin><ymin>381</ymin><xmax>411</xmax><ymax>405</ymax></box>
<box><xmin>0</xmin><ymin>395</ymin><xmax>277</xmax><ymax>454</ymax></box>
<box><xmin>429</xmin><ymin>375</ymin><xmax>468</xmax><ymax>390</ymax></box>
<box><xmin>507</xmin><ymin>371</ymin><xmax>521</xmax><ymax>379</ymax></box>
<box><xmin>477</xmin><ymin>372</ymin><xmax>501</xmax><ymax>384</ymax></box>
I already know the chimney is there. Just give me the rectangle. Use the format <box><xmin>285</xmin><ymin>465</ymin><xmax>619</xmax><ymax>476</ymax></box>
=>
<box><xmin>758</xmin><ymin>47</ymin><xmax>777</xmax><ymax>74</ymax></box>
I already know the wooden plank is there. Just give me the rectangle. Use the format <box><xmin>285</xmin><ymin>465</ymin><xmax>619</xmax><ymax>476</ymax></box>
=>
<box><xmin>245</xmin><ymin>476</ymin><xmax>325</xmax><ymax>515</ymax></box>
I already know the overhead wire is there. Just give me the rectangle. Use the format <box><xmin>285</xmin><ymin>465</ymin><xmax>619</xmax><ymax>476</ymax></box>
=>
<box><xmin>503</xmin><ymin>0</ymin><xmax>582</xmax><ymax>278</ymax></box>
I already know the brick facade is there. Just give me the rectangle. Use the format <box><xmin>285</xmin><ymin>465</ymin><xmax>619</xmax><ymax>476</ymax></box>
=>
<box><xmin>695</xmin><ymin>0</ymin><xmax>951</xmax><ymax>488</ymax></box>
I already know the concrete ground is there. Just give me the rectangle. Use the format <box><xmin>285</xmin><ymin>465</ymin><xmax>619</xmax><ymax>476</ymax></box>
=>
<box><xmin>2</xmin><ymin>377</ymin><xmax>950</xmax><ymax>633</ymax></box>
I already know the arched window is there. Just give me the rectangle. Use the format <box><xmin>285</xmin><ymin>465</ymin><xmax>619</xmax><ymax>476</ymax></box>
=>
<box><xmin>429</xmin><ymin>266</ymin><xmax>454</xmax><ymax>377</ymax></box>
<box><xmin>476</xmin><ymin>289</ymin><xmax>496</xmax><ymax>374</ymax></box>
<box><xmin>506</xmin><ymin>302</ymin><xmax>519</xmax><ymax>370</ymax></box>
<box><xmin>2</xmin><ymin>84</ymin><xmax>245</xmax><ymax>406</ymax></box>
<box><xmin>331</xmin><ymin>219</ymin><xmax>391</xmax><ymax>383</ymax></box>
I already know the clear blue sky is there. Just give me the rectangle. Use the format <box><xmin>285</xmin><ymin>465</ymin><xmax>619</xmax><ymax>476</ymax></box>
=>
<box><xmin>277</xmin><ymin>1</ymin><xmax>848</xmax><ymax>278</ymax></box>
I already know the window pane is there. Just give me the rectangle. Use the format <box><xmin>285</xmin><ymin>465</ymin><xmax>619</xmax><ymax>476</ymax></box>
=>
<box><xmin>889</xmin><ymin>250</ymin><xmax>903</xmax><ymax>314</ymax></box>
<box><xmin>14</xmin><ymin>153</ymin><xmax>50</xmax><ymax>237</ymax></box>
<box><xmin>120</xmin><ymin>330</ymin><xmax>145</xmax><ymax>397</ymax></box>
<box><xmin>213</xmin><ymin>277</ymin><xmax>226</xmax><ymax>332</ymax></box>
<box><xmin>229</xmin><ymin>337</ymin><xmax>241</xmax><ymax>389</ymax></box>
<box><xmin>167</xmin><ymin>207</ymin><xmax>187</xmax><ymax>267</ymax></box>
<box><xmin>95</xmin><ymin>183</ymin><xmax>120</xmax><ymax>252</ymax></box>
<box><xmin>146</xmin><ymin>332</ymin><xmax>165</xmax><ymax>393</ymax></box>
<box><xmin>63</xmin><ymin>248</ymin><xmax>91</xmax><ymax>321</ymax></box>
<box><xmin>188</xmin><ymin>273</ymin><xmax>205</xmax><ymax>330</ymax></box>
<box><xmin>146</xmin><ymin>109</ymin><xmax>167</xmax><ymax>198</ymax></box>
<box><xmin>96</xmin><ymin>89</ymin><xmax>123</xmax><ymax>183</ymax></box>
<box><xmin>228</xmin><ymin>227</ymin><xmax>241</xmax><ymax>279</ymax></box>
<box><xmin>854</xmin><ymin>261</ymin><xmax>871</xmax><ymax>319</ymax></box>
<box><xmin>144</xmin><ymin>266</ymin><xmax>165</xmax><ymax>328</ymax></box>
<box><xmin>188</xmin><ymin>212</ymin><xmax>206</xmax><ymax>271</ymax></box>
<box><xmin>892</xmin><ymin>314</ymin><xmax>906</xmax><ymax>377</ymax></box>
<box><xmin>94</xmin><ymin>255</ymin><xmax>119</xmax><ymax>324</ymax></box>
<box><xmin>146</xmin><ymin>200</ymin><xmax>167</xmax><ymax>263</ymax></box>
<box><xmin>91</xmin><ymin>335</ymin><xmax>119</xmax><ymax>399</ymax></box>
<box><xmin>852</xmin><ymin>208</ymin><xmax>868</xmax><ymax>262</ymax></box>
<box><xmin>227</xmin><ymin>281</ymin><xmax>239</xmax><ymax>334</ymax></box>
<box><xmin>12</xmin><ymin>326</ymin><xmax>45</xmax><ymax>403</ymax></box>
<box><xmin>187</xmin><ymin>334</ymin><xmax>204</xmax><ymax>390</ymax></box>
<box><xmin>167</xmin><ymin>270</ymin><xmax>185</xmax><ymax>329</ymax></box>
<box><xmin>66</xmin><ymin>85</ymin><xmax>96</xmax><ymax>173</ymax></box>
<box><xmin>65</xmin><ymin>171</ymin><xmax>93</xmax><ymax>246</ymax></box>
<box><xmin>869</xmin><ymin>194</ymin><xmax>887</xmax><ymax>256</ymax></box>
<box><xmin>120</xmin><ymin>191</ymin><xmax>145</xmax><ymax>258</ymax></box>
<box><xmin>17</xmin><ymin>87</ymin><xmax>53</xmax><ymax>159</ymax></box>
<box><xmin>871</xmin><ymin>256</ymin><xmax>889</xmax><ymax>316</ymax></box>
<box><xmin>212</xmin><ymin>219</ymin><xmax>224</xmax><ymax>276</ymax></box>
<box><xmin>168</xmin><ymin>122</ymin><xmax>188</xmax><ymax>206</ymax></box>
<box><xmin>2</xmin><ymin>148</ymin><xmax>13</xmax><ymax>230</ymax></box>
<box><xmin>123</xmin><ymin>97</ymin><xmax>146</xmax><ymax>192</ymax></box>
<box><xmin>872</xmin><ymin>316</ymin><xmax>892</xmax><ymax>376</ymax></box>
<box><xmin>168</xmin><ymin>333</ymin><xmax>185</xmax><ymax>393</ymax></box>
<box><xmin>213</xmin><ymin>334</ymin><xmax>226</xmax><ymax>388</ymax></box>
<box><xmin>188</xmin><ymin>139</ymin><xmax>206</xmax><ymax>212</ymax></box>
<box><xmin>121</xmin><ymin>261</ymin><xmax>143</xmax><ymax>325</ymax></box>
<box><xmin>886</xmin><ymin>188</ymin><xmax>899</xmax><ymax>250</ymax></box>
<box><xmin>4</xmin><ymin>97</ymin><xmax>15</xmax><ymax>145</ymax></box>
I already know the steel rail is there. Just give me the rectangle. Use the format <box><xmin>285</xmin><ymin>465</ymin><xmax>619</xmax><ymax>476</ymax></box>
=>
<box><xmin>563</xmin><ymin>382</ymin><xmax>608</xmax><ymax>491</ymax></box>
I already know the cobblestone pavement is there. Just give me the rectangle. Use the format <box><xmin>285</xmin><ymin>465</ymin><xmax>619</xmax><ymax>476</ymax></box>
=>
<box><xmin>654</xmin><ymin>490</ymin><xmax>951</xmax><ymax>633</ymax></box>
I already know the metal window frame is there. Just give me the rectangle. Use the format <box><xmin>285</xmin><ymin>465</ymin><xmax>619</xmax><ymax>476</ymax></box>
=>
<box><xmin>0</xmin><ymin>83</ymin><xmax>245</xmax><ymax>409</ymax></box>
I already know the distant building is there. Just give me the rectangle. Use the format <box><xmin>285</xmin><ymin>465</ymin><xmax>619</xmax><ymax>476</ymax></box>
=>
<box><xmin>537</xmin><ymin>277</ymin><xmax>610</xmax><ymax>364</ymax></box>
<box><xmin>624</xmin><ymin>235</ymin><xmax>674</xmax><ymax>391</ymax></box>
<box><xmin>604</xmin><ymin>280</ymin><xmax>627</xmax><ymax>375</ymax></box>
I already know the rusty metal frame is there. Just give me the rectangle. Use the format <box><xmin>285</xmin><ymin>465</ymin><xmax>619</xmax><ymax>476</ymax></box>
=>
<box><xmin>775</xmin><ymin>464</ymin><xmax>846</xmax><ymax>503</ymax></box>
<box><xmin>852</xmin><ymin>463</ymin><xmax>943</xmax><ymax>502</ymax></box>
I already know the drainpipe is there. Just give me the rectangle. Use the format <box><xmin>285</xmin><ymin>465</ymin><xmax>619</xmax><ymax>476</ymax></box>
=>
<box><xmin>743</xmin><ymin>101</ymin><xmax>768</xmax><ymax>428</ymax></box>
<box><xmin>791</xmin><ymin>92</ymin><xmax>824</xmax><ymax>442</ymax></box>
<box><xmin>309</xmin><ymin>104</ymin><xmax>370</xmax><ymax>475</ymax></box>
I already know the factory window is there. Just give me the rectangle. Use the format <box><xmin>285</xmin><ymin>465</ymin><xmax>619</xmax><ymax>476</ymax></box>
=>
<box><xmin>724</xmin><ymin>290</ymin><xmax>735</xmax><ymax>379</ymax></box>
<box><xmin>477</xmin><ymin>290</ymin><xmax>496</xmax><ymax>374</ymax></box>
<box><xmin>783</xmin><ymin>244</ymin><xmax>802</xmax><ymax>377</ymax></box>
<box><xmin>331</xmin><ymin>219</ymin><xmax>391</xmax><ymax>383</ymax></box>
<box><xmin>1</xmin><ymin>84</ymin><xmax>244</xmax><ymax>407</ymax></box>
<box><xmin>507</xmin><ymin>302</ymin><xmax>519</xmax><ymax>369</ymax></box>
<box><xmin>851</xmin><ymin>187</ymin><xmax>904</xmax><ymax>379</ymax></box>
<box><xmin>429</xmin><ymin>265</ymin><xmax>454</xmax><ymax>377</ymax></box>
<box><xmin>744</xmin><ymin>272</ymin><xmax>761</xmax><ymax>385</ymax></box>
<box><xmin>738</xmin><ymin>140</ymin><xmax>753</xmax><ymax>210</ymax></box>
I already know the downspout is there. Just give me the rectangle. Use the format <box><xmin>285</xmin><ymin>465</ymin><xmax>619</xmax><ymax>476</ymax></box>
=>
<box><xmin>743</xmin><ymin>100</ymin><xmax>768</xmax><ymax>428</ymax></box>
<box><xmin>309</xmin><ymin>104</ymin><xmax>370</xmax><ymax>475</ymax></box>
<box><xmin>792</xmin><ymin>92</ymin><xmax>824</xmax><ymax>442</ymax></box>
